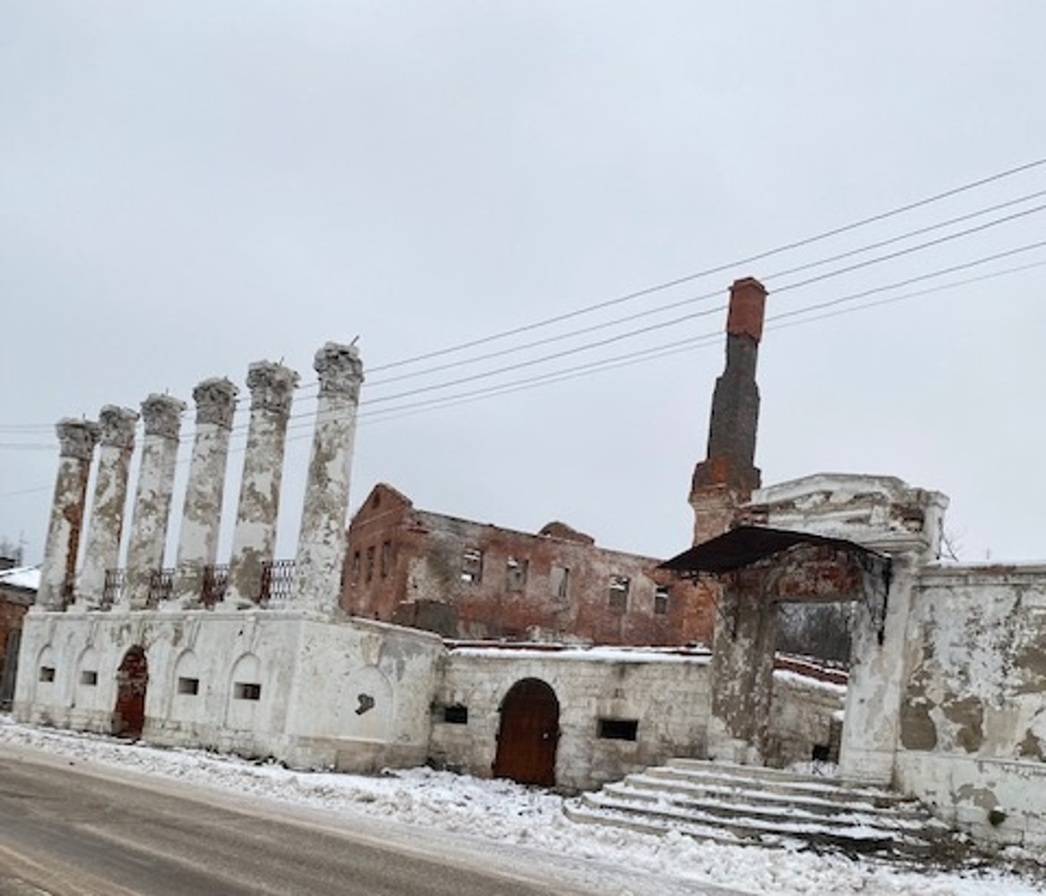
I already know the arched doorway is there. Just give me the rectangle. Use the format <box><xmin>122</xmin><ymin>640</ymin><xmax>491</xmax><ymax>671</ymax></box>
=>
<box><xmin>493</xmin><ymin>678</ymin><xmax>559</xmax><ymax>786</ymax></box>
<box><xmin>112</xmin><ymin>646</ymin><xmax>148</xmax><ymax>739</ymax></box>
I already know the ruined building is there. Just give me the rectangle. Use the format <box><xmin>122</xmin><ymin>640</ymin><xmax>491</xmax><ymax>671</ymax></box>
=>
<box><xmin>12</xmin><ymin>277</ymin><xmax>1046</xmax><ymax>853</ymax></box>
<box><xmin>341</xmin><ymin>483</ymin><xmax>713</xmax><ymax>646</ymax></box>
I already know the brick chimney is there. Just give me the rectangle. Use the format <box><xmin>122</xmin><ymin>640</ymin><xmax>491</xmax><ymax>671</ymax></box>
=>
<box><xmin>689</xmin><ymin>277</ymin><xmax>767</xmax><ymax>544</ymax></box>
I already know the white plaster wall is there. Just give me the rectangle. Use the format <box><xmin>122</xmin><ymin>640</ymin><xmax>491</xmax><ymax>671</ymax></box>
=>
<box><xmin>768</xmin><ymin>670</ymin><xmax>846</xmax><ymax>768</ymax></box>
<box><xmin>13</xmin><ymin>609</ymin><xmax>443</xmax><ymax>773</ymax></box>
<box><xmin>428</xmin><ymin>648</ymin><xmax>711</xmax><ymax>791</ymax></box>
<box><xmin>282</xmin><ymin>617</ymin><xmax>442</xmax><ymax>772</ymax></box>
<box><xmin>894</xmin><ymin>566</ymin><xmax>1046</xmax><ymax>849</ymax></box>
<box><xmin>747</xmin><ymin>473</ymin><xmax>947</xmax><ymax>562</ymax></box>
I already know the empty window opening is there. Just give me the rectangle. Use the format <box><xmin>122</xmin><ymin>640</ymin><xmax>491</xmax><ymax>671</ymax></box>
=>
<box><xmin>381</xmin><ymin>540</ymin><xmax>393</xmax><ymax>578</ymax></box>
<box><xmin>551</xmin><ymin>565</ymin><xmax>570</xmax><ymax>599</ymax></box>
<box><xmin>811</xmin><ymin>743</ymin><xmax>831</xmax><ymax>762</ymax></box>
<box><xmin>654</xmin><ymin>585</ymin><xmax>670</xmax><ymax>615</ymax></box>
<box><xmin>442</xmin><ymin>704</ymin><xmax>469</xmax><ymax>725</ymax></box>
<box><xmin>80</xmin><ymin>670</ymin><xmax>98</xmax><ymax>686</ymax></box>
<box><xmin>350</xmin><ymin>550</ymin><xmax>361</xmax><ymax>585</ymax></box>
<box><xmin>365</xmin><ymin>545</ymin><xmax>376</xmax><ymax>583</ymax></box>
<box><xmin>506</xmin><ymin>557</ymin><xmax>528</xmax><ymax>591</ymax></box>
<box><xmin>39</xmin><ymin>666</ymin><xmax>55</xmax><ymax>683</ymax></box>
<box><xmin>598</xmin><ymin>718</ymin><xmax>638</xmax><ymax>741</ymax></box>
<box><xmin>178</xmin><ymin>677</ymin><xmax>200</xmax><ymax>696</ymax></box>
<box><xmin>608</xmin><ymin>575</ymin><xmax>630</xmax><ymax>613</ymax></box>
<box><xmin>461</xmin><ymin>548</ymin><xmax>483</xmax><ymax>583</ymax></box>
<box><xmin>234</xmin><ymin>682</ymin><xmax>262</xmax><ymax>701</ymax></box>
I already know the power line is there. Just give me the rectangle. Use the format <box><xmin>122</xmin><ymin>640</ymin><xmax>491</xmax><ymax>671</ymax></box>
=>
<box><xmin>367</xmin><ymin>155</ymin><xmax>1046</xmax><ymax>373</ymax></box>
<box><xmin>358</xmin><ymin>255</ymin><xmax>1046</xmax><ymax>426</ymax></box>
<box><xmin>6</xmin><ymin>254</ymin><xmax>1044</xmax><ymax>491</ymax></box>
<box><xmin>364</xmin><ymin>189</ymin><xmax>1046</xmax><ymax>390</ymax></box>
<box><xmin>5</xmin><ymin>161</ymin><xmax>1046</xmax><ymax>441</ymax></box>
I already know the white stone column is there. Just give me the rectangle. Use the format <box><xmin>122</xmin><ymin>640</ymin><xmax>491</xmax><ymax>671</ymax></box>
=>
<box><xmin>171</xmin><ymin>378</ymin><xmax>238</xmax><ymax>608</ymax></box>
<box><xmin>75</xmin><ymin>406</ymin><xmax>138</xmax><ymax>609</ymax></box>
<box><xmin>224</xmin><ymin>361</ymin><xmax>298</xmax><ymax>608</ymax></box>
<box><xmin>124</xmin><ymin>394</ymin><xmax>186</xmax><ymax>609</ymax></box>
<box><xmin>281</xmin><ymin>342</ymin><xmax>364</xmax><ymax>614</ymax></box>
<box><xmin>37</xmin><ymin>419</ymin><xmax>100</xmax><ymax>611</ymax></box>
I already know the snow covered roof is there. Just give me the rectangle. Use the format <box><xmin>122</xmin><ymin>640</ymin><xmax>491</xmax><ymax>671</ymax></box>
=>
<box><xmin>0</xmin><ymin>565</ymin><xmax>39</xmax><ymax>592</ymax></box>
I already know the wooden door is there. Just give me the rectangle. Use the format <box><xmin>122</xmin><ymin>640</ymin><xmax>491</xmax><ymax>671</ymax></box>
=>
<box><xmin>493</xmin><ymin>678</ymin><xmax>559</xmax><ymax>787</ymax></box>
<box><xmin>112</xmin><ymin>646</ymin><xmax>148</xmax><ymax>739</ymax></box>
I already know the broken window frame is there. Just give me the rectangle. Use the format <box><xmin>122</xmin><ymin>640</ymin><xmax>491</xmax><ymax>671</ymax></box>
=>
<box><xmin>551</xmin><ymin>565</ymin><xmax>570</xmax><ymax>600</ymax></box>
<box><xmin>654</xmin><ymin>584</ymin><xmax>670</xmax><ymax>615</ymax></box>
<box><xmin>461</xmin><ymin>547</ymin><xmax>483</xmax><ymax>584</ymax></box>
<box><xmin>608</xmin><ymin>575</ymin><xmax>630</xmax><ymax>613</ymax></box>
<box><xmin>505</xmin><ymin>556</ymin><xmax>528</xmax><ymax>592</ymax></box>
<box><xmin>365</xmin><ymin>545</ymin><xmax>375</xmax><ymax>583</ymax></box>
<box><xmin>350</xmin><ymin>550</ymin><xmax>361</xmax><ymax>585</ymax></box>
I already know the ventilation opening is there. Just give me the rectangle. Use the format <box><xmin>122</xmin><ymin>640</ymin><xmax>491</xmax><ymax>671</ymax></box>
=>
<box><xmin>38</xmin><ymin>666</ymin><xmax>55</xmax><ymax>683</ymax></box>
<box><xmin>442</xmin><ymin>704</ymin><xmax>469</xmax><ymax>725</ymax></box>
<box><xmin>233</xmin><ymin>682</ymin><xmax>261</xmax><ymax>701</ymax></box>
<box><xmin>598</xmin><ymin>718</ymin><xmax>638</xmax><ymax>741</ymax></box>
<box><xmin>177</xmin><ymin>677</ymin><xmax>200</xmax><ymax>696</ymax></box>
<box><xmin>80</xmin><ymin>670</ymin><xmax>98</xmax><ymax>686</ymax></box>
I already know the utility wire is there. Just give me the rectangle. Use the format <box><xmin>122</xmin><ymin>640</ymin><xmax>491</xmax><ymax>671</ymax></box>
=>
<box><xmin>364</xmin><ymin>189</ymin><xmax>1046</xmax><ymax>389</ymax></box>
<box><xmin>366</xmin><ymin>156</ymin><xmax>1046</xmax><ymax>374</ymax></box>
<box><xmin>357</xmin><ymin>255</ymin><xmax>1046</xmax><ymax>426</ymax></box>
<box><xmin>5</xmin><ymin>252</ymin><xmax>1044</xmax><ymax>481</ymax></box>
<box><xmin>361</xmin><ymin>222</ymin><xmax>1046</xmax><ymax>408</ymax></box>
<box><xmin>5</xmin><ymin>163</ymin><xmax>1046</xmax><ymax>440</ymax></box>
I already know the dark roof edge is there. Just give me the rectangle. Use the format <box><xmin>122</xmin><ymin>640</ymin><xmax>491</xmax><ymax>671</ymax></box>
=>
<box><xmin>659</xmin><ymin>525</ymin><xmax>886</xmax><ymax>575</ymax></box>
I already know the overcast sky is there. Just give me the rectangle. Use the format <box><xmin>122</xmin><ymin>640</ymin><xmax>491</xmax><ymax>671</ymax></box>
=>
<box><xmin>2</xmin><ymin>3</ymin><xmax>1045</xmax><ymax>571</ymax></box>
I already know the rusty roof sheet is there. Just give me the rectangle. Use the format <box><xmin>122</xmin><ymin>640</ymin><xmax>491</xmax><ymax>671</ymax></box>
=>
<box><xmin>659</xmin><ymin>525</ymin><xmax>882</xmax><ymax>575</ymax></box>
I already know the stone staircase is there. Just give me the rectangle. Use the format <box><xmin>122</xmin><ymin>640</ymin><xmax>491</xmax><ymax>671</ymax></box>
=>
<box><xmin>564</xmin><ymin>759</ymin><xmax>960</xmax><ymax>860</ymax></box>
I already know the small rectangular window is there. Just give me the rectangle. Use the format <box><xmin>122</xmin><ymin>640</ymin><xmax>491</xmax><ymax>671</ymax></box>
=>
<box><xmin>381</xmin><ymin>540</ymin><xmax>393</xmax><ymax>578</ymax></box>
<box><xmin>551</xmin><ymin>565</ymin><xmax>570</xmax><ymax>599</ymax></box>
<box><xmin>461</xmin><ymin>548</ymin><xmax>483</xmax><ymax>583</ymax></box>
<box><xmin>654</xmin><ymin>585</ymin><xmax>670</xmax><ymax>615</ymax></box>
<box><xmin>39</xmin><ymin>666</ymin><xmax>55</xmax><ymax>683</ymax></box>
<box><xmin>598</xmin><ymin>718</ymin><xmax>638</xmax><ymax>741</ymax></box>
<box><xmin>365</xmin><ymin>545</ymin><xmax>375</xmax><ymax>583</ymax></box>
<box><xmin>506</xmin><ymin>557</ymin><xmax>528</xmax><ymax>591</ymax></box>
<box><xmin>177</xmin><ymin>677</ymin><xmax>200</xmax><ymax>696</ymax></box>
<box><xmin>234</xmin><ymin>682</ymin><xmax>261</xmax><ymax>701</ymax></box>
<box><xmin>442</xmin><ymin>704</ymin><xmax>469</xmax><ymax>725</ymax></box>
<box><xmin>80</xmin><ymin>670</ymin><xmax>98</xmax><ymax>686</ymax></box>
<box><xmin>608</xmin><ymin>575</ymin><xmax>630</xmax><ymax>613</ymax></box>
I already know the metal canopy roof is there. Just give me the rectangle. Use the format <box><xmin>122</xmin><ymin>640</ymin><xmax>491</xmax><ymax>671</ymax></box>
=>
<box><xmin>659</xmin><ymin>525</ymin><xmax>882</xmax><ymax>575</ymax></box>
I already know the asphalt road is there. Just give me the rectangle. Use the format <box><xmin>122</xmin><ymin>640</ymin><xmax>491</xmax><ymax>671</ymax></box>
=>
<box><xmin>0</xmin><ymin>752</ymin><xmax>562</xmax><ymax>896</ymax></box>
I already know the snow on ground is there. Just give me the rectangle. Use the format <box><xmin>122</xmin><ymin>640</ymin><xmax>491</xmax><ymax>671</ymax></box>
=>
<box><xmin>0</xmin><ymin>716</ymin><xmax>1041</xmax><ymax>896</ymax></box>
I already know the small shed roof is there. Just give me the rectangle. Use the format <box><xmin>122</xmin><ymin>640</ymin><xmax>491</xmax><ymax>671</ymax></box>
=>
<box><xmin>660</xmin><ymin>526</ymin><xmax>882</xmax><ymax>575</ymax></box>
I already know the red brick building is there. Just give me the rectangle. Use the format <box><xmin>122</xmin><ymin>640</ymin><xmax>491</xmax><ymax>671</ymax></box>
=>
<box><xmin>0</xmin><ymin>562</ymin><xmax>36</xmax><ymax>707</ymax></box>
<box><xmin>340</xmin><ymin>483</ymin><xmax>714</xmax><ymax>646</ymax></box>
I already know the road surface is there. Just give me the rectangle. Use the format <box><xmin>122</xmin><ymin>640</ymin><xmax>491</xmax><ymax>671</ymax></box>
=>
<box><xmin>0</xmin><ymin>746</ymin><xmax>741</xmax><ymax>896</ymax></box>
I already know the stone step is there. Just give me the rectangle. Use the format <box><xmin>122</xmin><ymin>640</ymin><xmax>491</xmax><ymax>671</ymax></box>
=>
<box><xmin>623</xmin><ymin>772</ymin><xmax>924</xmax><ymax>819</ymax></box>
<box><xmin>565</xmin><ymin>759</ymin><xmax>959</xmax><ymax>860</ymax></box>
<box><xmin>652</xmin><ymin>761</ymin><xmax>911</xmax><ymax>807</ymax></box>
<box><xmin>574</xmin><ymin>792</ymin><xmax>916</xmax><ymax>854</ymax></box>
<box><xmin>601</xmin><ymin>782</ymin><xmax>935</xmax><ymax>835</ymax></box>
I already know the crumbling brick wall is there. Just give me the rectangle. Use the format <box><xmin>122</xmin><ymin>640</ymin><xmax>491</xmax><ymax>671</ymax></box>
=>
<box><xmin>341</xmin><ymin>483</ymin><xmax>714</xmax><ymax>647</ymax></box>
